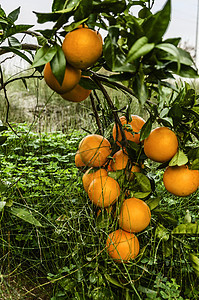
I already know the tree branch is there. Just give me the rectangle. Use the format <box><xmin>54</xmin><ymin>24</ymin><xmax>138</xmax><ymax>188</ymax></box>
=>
<box><xmin>0</xmin><ymin>43</ymin><xmax>40</xmax><ymax>56</ymax></box>
<box><xmin>90</xmin><ymin>93</ymin><xmax>103</xmax><ymax>135</ymax></box>
<box><xmin>0</xmin><ymin>66</ymin><xmax>20</xmax><ymax>136</ymax></box>
<box><xmin>91</xmin><ymin>75</ymin><xmax>127</xmax><ymax>146</ymax></box>
<box><xmin>90</xmin><ymin>70</ymin><xmax>136</xmax><ymax>97</ymax></box>
<box><xmin>0</xmin><ymin>74</ymin><xmax>43</xmax><ymax>91</ymax></box>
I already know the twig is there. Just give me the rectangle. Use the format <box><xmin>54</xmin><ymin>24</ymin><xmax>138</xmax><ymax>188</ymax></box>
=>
<box><xmin>0</xmin><ymin>74</ymin><xmax>43</xmax><ymax>91</ymax></box>
<box><xmin>0</xmin><ymin>43</ymin><xmax>39</xmax><ymax>56</ymax></box>
<box><xmin>90</xmin><ymin>70</ymin><xmax>136</xmax><ymax>97</ymax></box>
<box><xmin>0</xmin><ymin>65</ymin><xmax>20</xmax><ymax>136</ymax></box>
<box><xmin>91</xmin><ymin>75</ymin><xmax>127</xmax><ymax>146</ymax></box>
<box><xmin>90</xmin><ymin>92</ymin><xmax>103</xmax><ymax>135</ymax></box>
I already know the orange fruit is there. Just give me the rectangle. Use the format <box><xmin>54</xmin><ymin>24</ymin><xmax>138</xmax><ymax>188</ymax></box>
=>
<box><xmin>110</xmin><ymin>149</ymin><xmax>129</xmax><ymax>171</ymax></box>
<box><xmin>163</xmin><ymin>165</ymin><xmax>199</xmax><ymax>197</ymax></box>
<box><xmin>62</xmin><ymin>28</ymin><xmax>103</xmax><ymax>69</ymax></box>
<box><xmin>78</xmin><ymin>134</ymin><xmax>111</xmax><ymax>167</ymax></box>
<box><xmin>82</xmin><ymin>167</ymin><xmax>108</xmax><ymax>193</ymax></box>
<box><xmin>61</xmin><ymin>82</ymin><xmax>91</xmax><ymax>102</ymax></box>
<box><xmin>75</xmin><ymin>150</ymin><xmax>85</xmax><ymax>168</ymax></box>
<box><xmin>112</xmin><ymin>115</ymin><xmax>145</xmax><ymax>146</ymax></box>
<box><xmin>88</xmin><ymin>176</ymin><xmax>120</xmax><ymax>207</ymax></box>
<box><xmin>106</xmin><ymin>229</ymin><xmax>139</xmax><ymax>262</ymax></box>
<box><xmin>119</xmin><ymin>197</ymin><xmax>151</xmax><ymax>233</ymax></box>
<box><xmin>144</xmin><ymin>127</ymin><xmax>178</xmax><ymax>163</ymax></box>
<box><xmin>43</xmin><ymin>62</ymin><xmax>81</xmax><ymax>94</ymax></box>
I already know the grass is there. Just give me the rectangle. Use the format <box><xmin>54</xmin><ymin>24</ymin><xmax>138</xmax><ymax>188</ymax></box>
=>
<box><xmin>0</xmin><ymin>68</ymin><xmax>145</xmax><ymax>133</ymax></box>
<box><xmin>0</xmin><ymin>68</ymin><xmax>198</xmax><ymax>299</ymax></box>
<box><xmin>0</xmin><ymin>124</ymin><xmax>198</xmax><ymax>299</ymax></box>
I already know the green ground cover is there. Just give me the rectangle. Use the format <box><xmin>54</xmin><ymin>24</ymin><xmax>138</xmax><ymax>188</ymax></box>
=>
<box><xmin>0</xmin><ymin>125</ymin><xmax>198</xmax><ymax>299</ymax></box>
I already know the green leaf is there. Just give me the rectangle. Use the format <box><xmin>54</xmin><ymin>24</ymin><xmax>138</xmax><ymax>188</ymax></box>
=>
<box><xmin>1</xmin><ymin>46</ymin><xmax>33</xmax><ymax>65</ymax></box>
<box><xmin>142</xmin><ymin>0</ymin><xmax>171</xmax><ymax>43</ymax></box>
<box><xmin>108</xmin><ymin>170</ymin><xmax>125</xmax><ymax>180</ymax></box>
<box><xmin>159</xmin><ymin>117</ymin><xmax>173</xmax><ymax>127</ymax></box>
<box><xmin>33</xmin><ymin>11</ymin><xmax>61</xmax><ymax>24</ymax></box>
<box><xmin>169</xmin><ymin>150</ymin><xmax>188</xmax><ymax>167</ymax></box>
<box><xmin>93</xmin><ymin>0</ymin><xmax>126</xmax><ymax>14</ymax></box>
<box><xmin>140</xmin><ymin>118</ymin><xmax>152</xmax><ymax>141</ymax></box>
<box><xmin>0</xmin><ymin>125</ymin><xmax>8</xmax><ymax>132</ymax></box>
<box><xmin>79</xmin><ymin>76</ymin><xmax>98</xmax><ymax>90</ymax></box>
<box><xmin>126</xmin><ymin>36</ymin><xmax>148</xmax><ymax>62</ymax></box>
<box><xmin>0</xmin><ymin>201</ymin><xmax>6</xmax><ymax>212</ymax></box>
<box><xmin>190</xmin><ymin>254</ymin><xmax>199</xmax><ymax>277</ymax></box>
<box><xmin>146</xmin><ymin>197</ymin><xmax>160</xmax><ymax>210</ymax></box>
<box><xmin>155</xmin><ymin>224</ymin><xmax>170</xmax><ymax>241</ymax></box>
<box><xmin>172</xmin><ymin>223</ymin><xmax>199</xmax><ymax>235</ymax></box>
<box><xmin>168</xmin><ymin>63</ymin><xmax>199</xmax><ymax>78</ymax></box>
<box><xmin>50</xmin><ymin>45</ymin><xmax>66</xmax><ymax>85</ymax></box>
<box><xmin>52</xmin><ymin>0</ymin><xmax>69</xmax><ymax>11</ymax></box>
<box><xmin>191</xmin><ymin>159</ymin><xmax>199</xmax><ymax>170</ymax></box>
<box><xmin>0</xmin><ymin>136</ymin><xmax>7</xmax><ymax>145</ymax></box>
<box><xmin>188</xmin><ymin>146</ymin><xmax>199</xmax><ymax>161</ymax></box>
<box><xmin>10</xmin><ymin>207</ymin><xmax>42</xmax><ymax>227</ymax></box>
<box><xmin>5</xmin><ymin>24</ymin><xmax>33</xmax><ymax>38</ymax></box>
<box><xmin>37</xmin><ymin>35</ymin><xmax>48</xmax><ymax>46</ymax></box>
<box><xmin>127</xmin><ymin>41</ymin><xmax>155</xmax><ymax>62</ymax></box>
<box><xmin>168</xmin><ymin>103</ymin><xmax>183</xmax><ymax>125</ymax></box>
<box><xmin>133</xmin><ymin>72</ymin><xmax>148</xmax><ymax>105</ymax></box>
<box><xmin>74</xmin><ymin>0</ymin><xmax>93</xmax><ymax>21</ymax></box>
<box><xmin>32</xmin><ymin>45</ymin><xmax>57</xmax><ymax>68</ymax></box>
<box><xmin>54</xmin><ymin>0</ymin><xmax>80</xmax><ymax>13</ymax></box>
<box><xmin>0</xmin><ymin>6</ymin><xmax>6</xmax><ymax>18</ymax></box>
<box><xmin>134</xmin><ymin>173</ymin><xmax>152</xmax><ymax>193</ymax></box>
<box><xmin>8</xmin><ymin>36</ymin><xmax>21</xmax><ymax>48</ymax></box>
<box><xmin>8</xmin><ymin>7</ymin><xmax>20</xmax><ymax>23</ymax></box>
<box><xmin>153</xmin><ymin>210</ymin><xmax>178</xmax><ymax>226</ymax></box>
<box><xmin>156</xmin><ymin>43</ymin><xmax>180</xmax><ymax>73</ymax></box>
<box><xmin>63</xmin><ymin>18</ymin><xmax>88</xmax><ymax>32</ymax></box>
<box><xmin>104</xmin><ymin>274</ymin><xmax>125</xmax><ymax>289</ymax></box>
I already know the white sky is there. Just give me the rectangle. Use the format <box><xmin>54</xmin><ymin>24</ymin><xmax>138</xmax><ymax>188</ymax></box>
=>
<box><xmin>0</xmin><ymin>0</ymin><xmax>198</xmax><ymax>47</ymax></box>
<box><xmin>1</xmin><ymin>0</ymin><xmax>199</xmax><ymax>70</ymax></box>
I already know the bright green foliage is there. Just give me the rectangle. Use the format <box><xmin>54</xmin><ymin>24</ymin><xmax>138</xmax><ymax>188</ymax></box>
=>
<box><xmin>0</xmin><ymin>125</ymin><xmax>198</xmax><ymax>299</ymax></box>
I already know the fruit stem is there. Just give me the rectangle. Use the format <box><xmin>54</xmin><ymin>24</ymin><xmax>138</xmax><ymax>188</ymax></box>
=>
<box><xmin>92</xmin><ymin>75</ymin><xmax>127</xmax><ymax>146</ymax></box>
<box><xmin>89</xmin><ymin>92</ymin><xmax>103</xmax><ymax>135</ymax></box>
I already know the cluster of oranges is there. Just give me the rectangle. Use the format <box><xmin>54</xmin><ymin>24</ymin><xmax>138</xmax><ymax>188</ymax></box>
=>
<box><xmin>75</xmin><ymin>115</ymin><xmax>199</xmax><ymax>263</ymax></box>
<box><xmin>43</xmin><ymin>25</ymin><xmax>103</xmax><ymax>102</ymax></box>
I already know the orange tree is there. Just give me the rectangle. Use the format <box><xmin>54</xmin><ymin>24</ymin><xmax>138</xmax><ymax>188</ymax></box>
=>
<box><xmin>0</xmin><ymin>0</ymin><xmax>199</xmax><ymax>298</ymax></box>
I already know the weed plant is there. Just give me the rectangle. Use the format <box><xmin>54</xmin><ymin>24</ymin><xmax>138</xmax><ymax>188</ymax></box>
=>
<box><xmin>0</xmin><ymin>124</ymin><xmax>198</xmax><ymax>299</ymax></box>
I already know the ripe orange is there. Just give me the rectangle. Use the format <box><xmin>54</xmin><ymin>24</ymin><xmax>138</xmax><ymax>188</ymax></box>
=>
<box><xmin>106</xmin><ymin>229</ymin><xmax>139</xmax><ymax>262</ymax></box>
<box><xmin>62</xmin><ymin>28</ymin><xmax>103</xmax><ymax>69</ymax></box>
<box><xmin>78</xmin><ymin>134</ymin><xmax>111</xmax><ymax>167</ymax></box>
<box><xmin>110</xmin><ymin>149</ymin><xmax>129</xmax><ymax>171</ymax></box>
<box><xmin>61</xmin><ymin>82</ymin><xmax>91</xmax><ymax>102</ymax></box>
<box><xmin>112</xmin><ymin>115</ymin><xmax>145</xmax><ymax>146</ymax></box>
<box><xmin>75</xmin><ymin>150</ymin><xmax>85</xmax><ymax>168</ymax></box>
<box><xmin>43</xmin><ymin>62</ymin><xmax>81</xmax><ymax>94</ymax></box>
<box><xmin>119</xmin><ymin>197</ymin><xmax>151</xmax><ymax>233</ymax></box>
<box><xmin>82</xmin><ymin>167</ymin><xmax>108</xmax><ymax>193</ymax></box>
<box><xmin>163</xmin><ymin>165</ymin><xmax>199</xmax><ymax>197</ymax></box>
<box><xmin>88</xmin><ymin>176</ymin><xmax>120</xmax><ymax>207</ymax></box>
<box><xmin>144</xmin><ymin>127</ymin><xmax>178</xmax><ymax>163</ymax></box>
